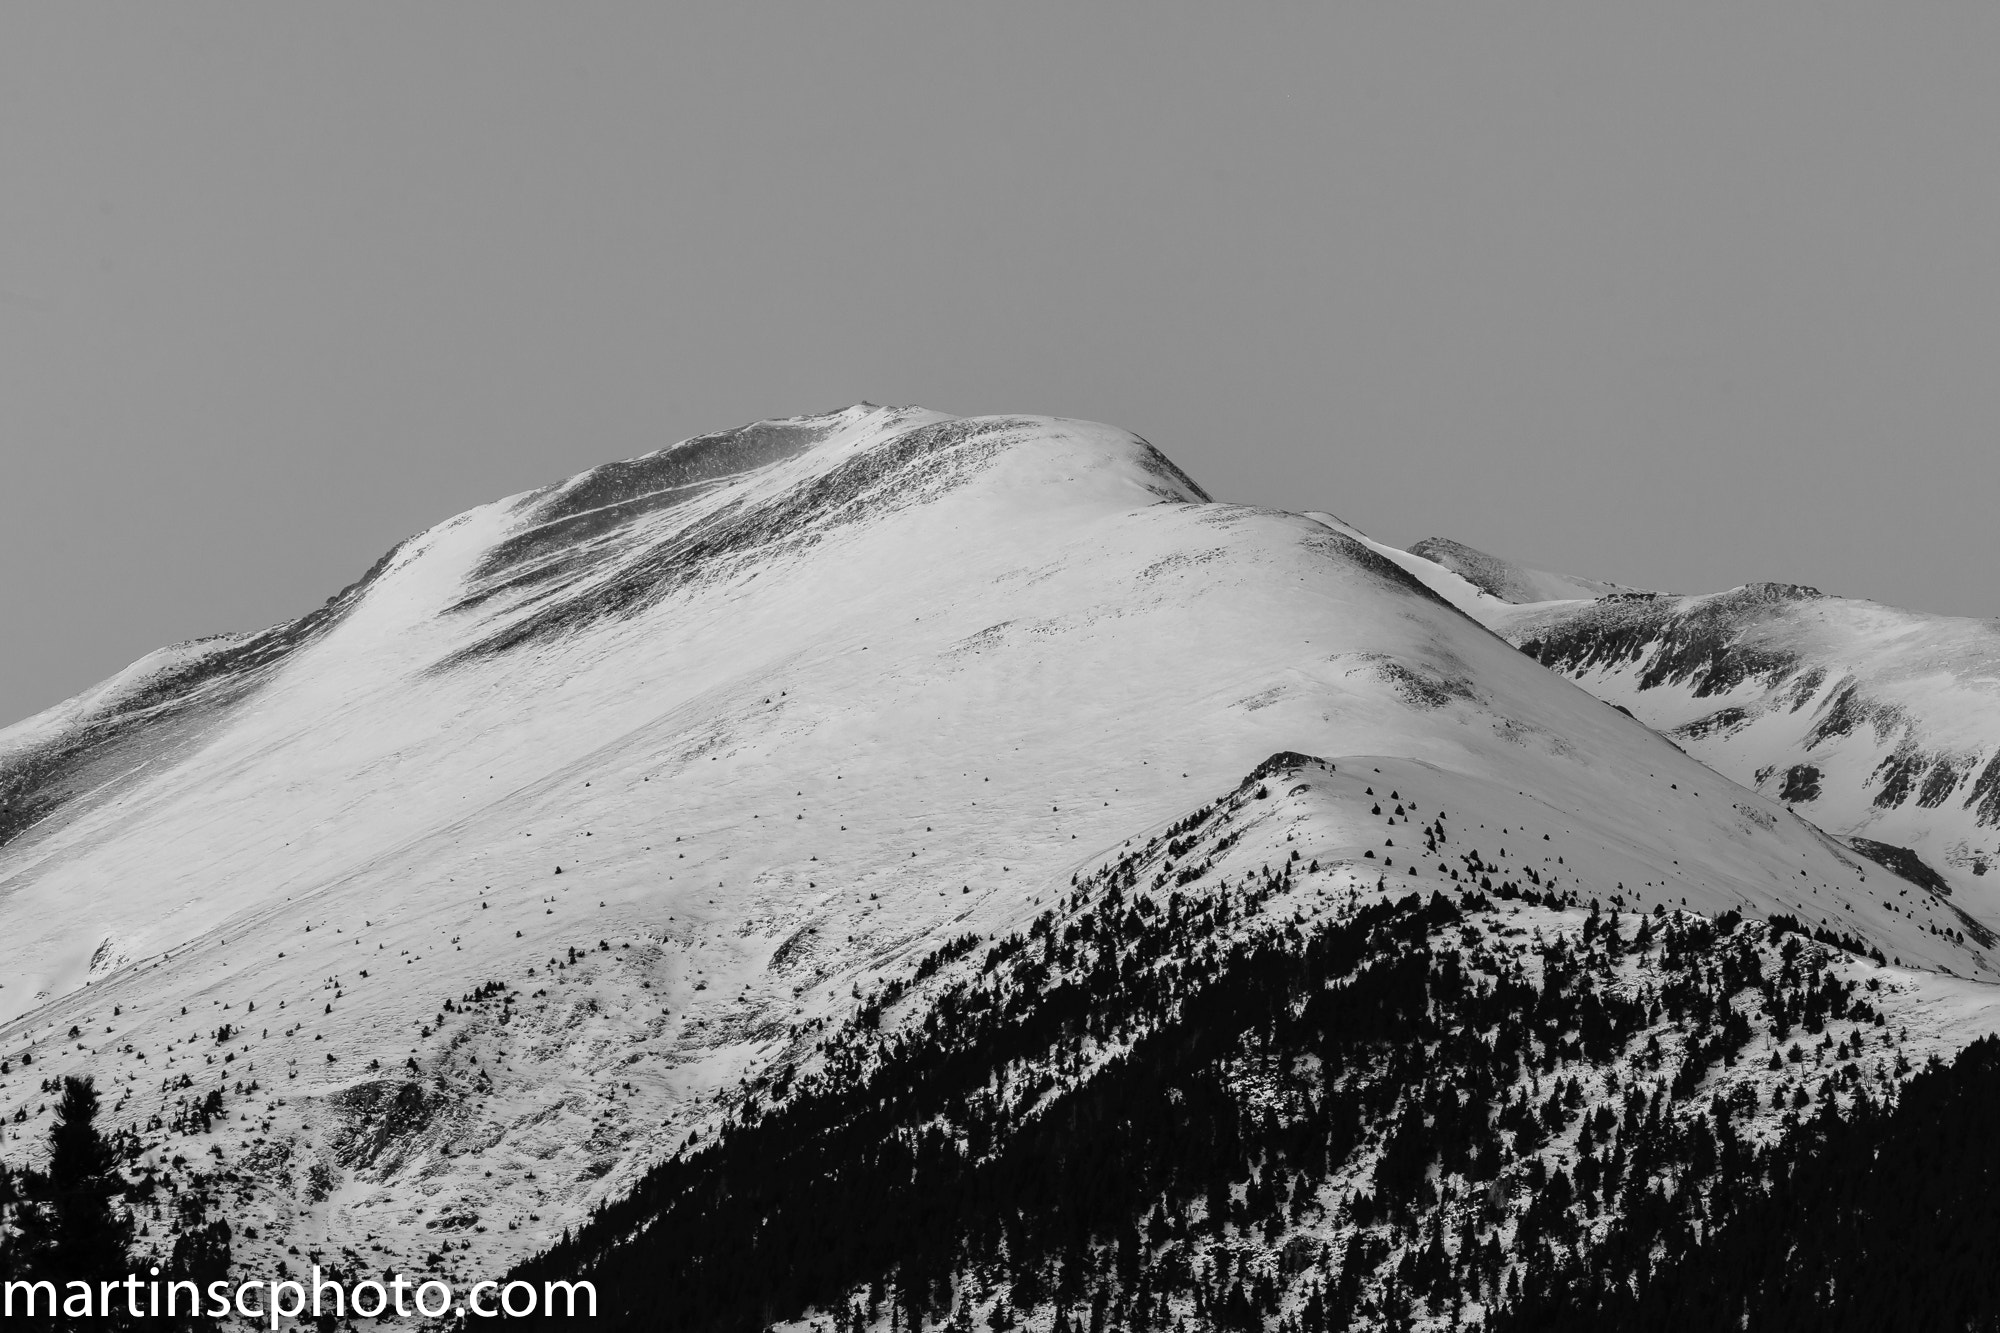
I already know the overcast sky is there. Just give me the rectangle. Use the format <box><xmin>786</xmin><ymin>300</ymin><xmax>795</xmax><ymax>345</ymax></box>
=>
<box><xmin>3</xmin><ymin>4</ymin><xmax>1996</xmax><ymax>726</ymax></box>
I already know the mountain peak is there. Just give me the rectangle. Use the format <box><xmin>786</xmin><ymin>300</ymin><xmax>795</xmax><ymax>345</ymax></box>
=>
<box><xmin>4</xmin><ymin>404</ymin><xmax>1995</xmax><ymax>1307</ymax></box>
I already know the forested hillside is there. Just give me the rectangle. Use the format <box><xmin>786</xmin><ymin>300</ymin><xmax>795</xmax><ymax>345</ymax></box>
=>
<box><xmin>509</xmin><ymin>754</ymin><xmax>1980</xmax><ymax>1332</ymax></box>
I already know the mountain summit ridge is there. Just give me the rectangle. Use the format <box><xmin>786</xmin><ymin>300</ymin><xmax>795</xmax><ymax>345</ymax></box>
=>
<box><xmin>1</xmin><ymin>406</ymin><xmax>1993</xmax><ymax>1311</ymax></box>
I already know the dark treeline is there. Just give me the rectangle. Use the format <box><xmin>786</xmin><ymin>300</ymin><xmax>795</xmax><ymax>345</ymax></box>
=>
<box><xmin>503</xmin><ymin>756</ymin><xmax>1917</xmax><ymax>1333</ymax></box>
<box><xmin>0</xmin><ymin>1075</ymin><xmax>229</xmax><ymax>1331</ymax></box>
<box><xmin>1498</xmin><ymin>1033</ymin><xmax>2000</xmax><ymax>1333</ymax></box>
<box><xmin>513</xmin><ymin>845</ymin><xmax>1402</xmax><ymax>1329</ymax></box>
<box><xmin>1</xmin><ymin>1076</ymin><xmax>134</xmax><ymax>1324</ymax></box>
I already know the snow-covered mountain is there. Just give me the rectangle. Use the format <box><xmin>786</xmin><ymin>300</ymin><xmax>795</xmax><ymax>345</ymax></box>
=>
<box><xmin>1402</xmin><ymin>537</ymin><xmax>1642</xmax><ymax>606</ymax></box>
<box><xmin>1385</xmin><ymin>537</ymin><xmax>2000</xmax><ymax>911</ymax></box>
<box><xmin>1</xmin><ymin>407</ymin><xmax>1993</xmax><ymax>1323</ymax></box>
<box><xmin>533</xmin><ymin>754</ymin><xmax>2000</xmax><ymax>1330</ymax></box>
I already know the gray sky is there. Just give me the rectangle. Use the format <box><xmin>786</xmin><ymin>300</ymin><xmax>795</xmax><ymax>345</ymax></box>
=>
<box><xmin>4</xmin><ymin>4</ymin><xmax>1996</xmax><ymax>727</ymax></box>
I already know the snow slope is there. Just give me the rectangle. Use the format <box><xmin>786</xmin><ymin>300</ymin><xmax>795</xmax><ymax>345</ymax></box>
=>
<box><xmin>1474</xmin><ymin>586</ymin><xmax>2000</xmax><ymax>907</ymax></box>
<box><xmin>1293</xmin><ymin>519</ymin><xmax>1577</xmax><ymax>625</ymax></box>
<box><xmin>1374</xmin><ymin>535</ymin><xmax>2000</xmax><ymax>915</ymax></box>
<box><xmin>0</xmin><ymin>405</ymin><xmax>1990</xmax><ymax>1289</ymax></box>
<box><xmin>544</xmin><ymin>751</ymin><xmax>2000</xmax><ymax>1331</ymax></box>
<box><xmin>1404</xmin><ymin>536</ymin><xmax>1644</xmax><ymax>605</ymax></box>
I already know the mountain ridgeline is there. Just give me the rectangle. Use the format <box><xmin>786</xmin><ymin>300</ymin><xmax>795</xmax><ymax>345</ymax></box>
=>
<box><xmin>2</xmin><ymin>407</ymin><xmax>1997</xmax><ymax>1330</ymax></box>
<box><xmin>1444</xmin><ymin>549</ymin><xmax>2000</xmax><ymax>906</ymax></box>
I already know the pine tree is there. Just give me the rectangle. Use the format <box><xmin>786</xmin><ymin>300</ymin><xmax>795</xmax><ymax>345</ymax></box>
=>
<box><xmin>13</xmin><ymin>1076</ymin><xmax>133</xmax><ymax>1327</ymax></box>
<box><xmin>0</xmin><ymin>1176</ymin><xmax>26</xmax><ymax>1321</ymax></box>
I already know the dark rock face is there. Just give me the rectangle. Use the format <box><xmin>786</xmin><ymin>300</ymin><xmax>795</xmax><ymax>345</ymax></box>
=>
<box><xmin>1516</xmin><ymin>584</ymin><xmax>1821</xmax><ymax>700</ymax></box>
<box><xmin>1965</xmin><ymin>752</ymin><xmax>2000</xmax><ymax>827</ymax></box>
<box><xmin>330</xmin><ymin>1079</ymin><xmax>438</xmax><ymax>1171</ymax></box>
<box><xmin>1780</xmin><ymin>764</ymin><xmax>1823</xmax><ymax>803</ymax></box>
<box><xmin>1673</xmin><ymin>705</ymin><xmax>1756</xmax><ymax>741</ymax></box>
<box><xmin>1508</xmin><ymin>587</ymin><xmax>2000</xmax><ymax>830</ymax></box>
<box><xmin>1846</xmin><ymin>837</ymin><xmax>1952</xmax><ymax>897</ymax></box>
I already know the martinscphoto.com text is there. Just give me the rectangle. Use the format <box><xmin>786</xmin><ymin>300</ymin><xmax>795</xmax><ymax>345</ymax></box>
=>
<box><xmin>4</xmin><ymin>1267</ymin><xmax>595</xmax><ymax>1323</ymax></box>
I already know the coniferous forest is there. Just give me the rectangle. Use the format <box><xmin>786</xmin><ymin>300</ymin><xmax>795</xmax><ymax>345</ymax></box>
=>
<box><xmin>496</xmin><ymin>759</ymin><xmax>2000</xmax><ymax>1333</ymax></box>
